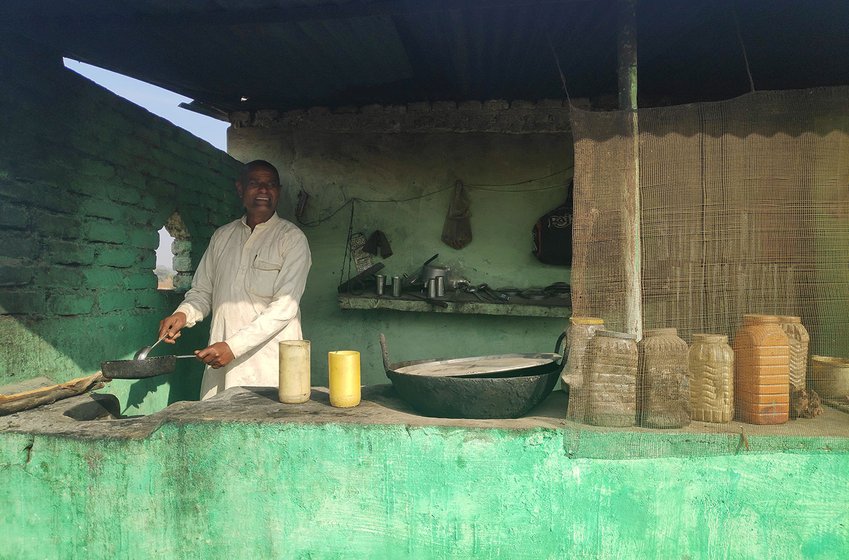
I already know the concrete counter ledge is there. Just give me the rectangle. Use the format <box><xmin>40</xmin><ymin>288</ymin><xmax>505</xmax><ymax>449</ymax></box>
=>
<box><xmin>2</xmin><ymin>385</ymin><xmax>849</xmax><ymax>458</ymax></box>
<box><xmin>2</xmin><ymin>385</ymin><xmax>848</xmax><ymax>559</ymax></box>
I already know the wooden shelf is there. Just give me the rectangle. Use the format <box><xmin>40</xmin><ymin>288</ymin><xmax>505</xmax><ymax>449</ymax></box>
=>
<box><xmin>338</xmin><ymin>292</ymin><xmax>571</xmax><ymax>318</ymax></box>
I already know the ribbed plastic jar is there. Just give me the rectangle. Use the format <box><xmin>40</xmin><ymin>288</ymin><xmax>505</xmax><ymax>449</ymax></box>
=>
<box><xmin>585</xmin><ymin>330</ymin><xmax>638</xmax><ymax>427</ymax></box>
<box><xmin>638</xmin><ymin>328</ymin><xmax>690</xmax><ymax>428</ymax></box>
<box><xmin>561</xmin><ymin>316</ymin><xmax>605</xmax><ymax>423</ymax></box>
<box><xmin>732</xmin><ymin>314</ymin><xmax>790</xmax><ymax>424</ymax></box>
<box><xmin>779</xmin><ymin>316</ymin><xmax>810</xmax><ymax>392</ymax></box>
<box><xmin>688</xmin><ymin>334</ymin><xmax>734</xmax><ymax>423</ymax></box>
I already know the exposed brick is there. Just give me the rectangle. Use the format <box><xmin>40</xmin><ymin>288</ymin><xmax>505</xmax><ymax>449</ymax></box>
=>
<box><xmin>83</xmin><ymin>267</ymin><xmax>126</xmax><ymax>289</ymax></box>
<box><xmin>48</xmin><ymin>240</ymin><xmax>95</xmax><ymax>266</ymax></box>
<box><xmin>172</xmin><ymin>255</ymin><xmax>193</xmax><ymax>272</ymax></box>
<box><xmin>85</xmin><ymin>220</ymin><xmax>129</xmax><ymax>244</ymax></box>
<box><xmin>458</xmin><ymin>101</ymin><xmax>482</xmax><ymax>111</ymax></box>
<box><xmin>0</xmin><ymin>203</ymin><xmax>29</xmax><ymax>229</ymax></box>
<box><xmin>0</xmin><ymin>264</ymin><xmax>35</xmax><ymax>286</ymax></box>
<box><xmin>0</xmin><ymin>290</ymin><xmax>47</xmax><ymax>315</ymax></box>
<box><xmin>108</xmin><ymin>185</ymin><xmax>142</xmax><ymax>205</ymax></box>
<box><xmin>76</xmin><ymin>158</ymin><xmax>116</xmax><ymax>179</ymax></box>
<box><xmin>133</xmin><ymin>289</ymin><xmax>166</xmax><ymax>309</ymax></box>
<box><xmin>35</xmin><ymin>265</ymin><xmax>84</xmax><ymax>288</ymax></box>
<box><xmin>94</xmin><ymin>246</ymin><xmax>139</xmax><ymax>268</ymax></box>
<box><xmin>97</xmin><ymin>289</ymin><xmax>136</xmax><ymax>313</ymax></box>
<box><xmin>139</xmin><ymin>252</ymin><xmax>156</xmax><ymax>269</ymax></box>
<box><xmin>30</xmin><ymin>209</ymin><xmax>84</xmax><ymax>239</ymax></box>
<box><xmin>171</xmin><ymin>239</ymin><xmax>191</xmax><ymax>254</ymax></box>
<box><xmin>127</xmin><ymin>229</ymin><xmax>159</xmax><ymax>250</ymax></box>
<box><xmin>432</xmin><ymin>101</ymin><xmax>457</xmax><ymax>112</ymax></box>
<box><xmin>48</xmin><ymin>292</ymin><xmax>95</xmax><ymax>315</ymax></box>
<box><xmin>0</xmin><ymin>233</ymin><xmax>39</xmax><ymax>259</ymax></box>
<box><xmin>79</xmin><ymin>197</ymin><xmax>127</xmax><ymax>221</ymax></box>
<box><xmin>172</xmin><ymin>274</ymin><xmax>193</xmax><ymax>291</ymax></box>
<box><xmin>407</xmin><ymin>102</ymin><xmax>432</xmax><ymax>113</ymax></box>
<box><xmin>1</xmin><ymin>181</ymin><xmax>82</xmax><ymax>215</ymax></box>
<box><xmin>510</xmin><ymin>100</ymin><xmax>535</xmax><ymax>109</ymax></box>
<box><xmin>483</xmin><ymin>99</ymin><xmax>510</xmax><ymax>111</ymax></box>
<box><xmin>124</xmin><ymin>271</ymin><xmax>157</xmax><ymax>290</ymax></box>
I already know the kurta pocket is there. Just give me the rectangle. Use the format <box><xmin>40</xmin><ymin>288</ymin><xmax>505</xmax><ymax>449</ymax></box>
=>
<box><xmin>248</xmin><ymin>256</ymin><xmax>282</xmax><ymax>298</ymax></box>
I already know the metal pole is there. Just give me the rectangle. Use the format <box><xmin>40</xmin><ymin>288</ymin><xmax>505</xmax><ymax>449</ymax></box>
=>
<box><xmin>618</xmin><ymin>0</ymin><xmax>642</xmax><ymax>339</ymax></box>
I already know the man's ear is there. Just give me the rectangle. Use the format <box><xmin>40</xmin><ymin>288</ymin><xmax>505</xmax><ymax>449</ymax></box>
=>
<box><xmin>235</xmin><ymin>181</ymin><xmax>244</xmax><ymax>198</ymax></box>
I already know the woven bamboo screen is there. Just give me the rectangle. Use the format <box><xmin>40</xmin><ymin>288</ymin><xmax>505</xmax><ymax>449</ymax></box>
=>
<box><xmin>571</xmin><ymin>87</ymin><xmax>849</xmax><ymax>361</ymax></box>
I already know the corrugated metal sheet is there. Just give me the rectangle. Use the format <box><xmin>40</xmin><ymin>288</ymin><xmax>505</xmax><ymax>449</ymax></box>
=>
<box><xmin>1</xmin><ymin>0</ymin><xmax>847</xmax><ymax>112</ymax></box>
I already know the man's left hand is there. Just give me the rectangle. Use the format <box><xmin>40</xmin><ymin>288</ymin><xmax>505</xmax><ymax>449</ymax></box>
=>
<box><xmin>196</xmin><ymin>342</ymin><xmax>235</xmax><ymax>369</ymax></box>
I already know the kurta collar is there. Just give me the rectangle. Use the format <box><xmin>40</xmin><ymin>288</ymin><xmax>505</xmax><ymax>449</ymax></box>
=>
<box><xmin>240</xmin><ymin>213</ymin><xmax>282</xmax><ymax>230</ymax></box>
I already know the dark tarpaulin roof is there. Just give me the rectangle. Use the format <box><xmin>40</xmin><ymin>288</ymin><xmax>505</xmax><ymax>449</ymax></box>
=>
<box><xmin>2</xmin><ymin>0</ymin><xmax>848</xmax><ymax>114</ymax></box>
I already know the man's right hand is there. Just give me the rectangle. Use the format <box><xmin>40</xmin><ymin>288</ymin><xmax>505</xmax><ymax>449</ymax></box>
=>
<box><xmin>158</xmin><ymin>312</ymin><xmax>187</xmax><ymax>344</ymax></box>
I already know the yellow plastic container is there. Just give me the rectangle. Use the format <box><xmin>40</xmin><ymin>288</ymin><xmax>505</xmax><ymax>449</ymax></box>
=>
<box><xmin>278</xmin><ymin>340</ymin><xmax>311</xmax><ymax>404</ymax></box>
<box><xmin>732</xmin><ymin>314</ymin><xmax>790</xmax><ymax>424</ymax></box>
<box><xmin>688</xmin><ymin>334</ymin><xmax>734</xmax><ymax>423</ymax></box>
<box><xmin>328</xmin><ymin>350</ymin><xmax>361</xmax><ymax>408</ymax></box>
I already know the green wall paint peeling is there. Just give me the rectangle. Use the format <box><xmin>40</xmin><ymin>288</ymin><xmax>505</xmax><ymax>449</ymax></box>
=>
<box><xmin>2</xmin><ymin>422</ymin><xmax>847</xmax><ymax>559</ymax></box>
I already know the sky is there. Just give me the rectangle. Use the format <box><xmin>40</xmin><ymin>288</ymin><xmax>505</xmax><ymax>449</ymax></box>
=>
<box><xmin>63</xmin><ymin>58</ymin><xmax>230</xmax><ymax>272</ymax></box>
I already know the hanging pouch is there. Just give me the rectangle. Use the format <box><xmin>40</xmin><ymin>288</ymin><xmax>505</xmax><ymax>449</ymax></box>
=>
<box><xmin>532</xmin><ymin>181</ymin><xmax>573</xmax><ymax>266</ymax></box>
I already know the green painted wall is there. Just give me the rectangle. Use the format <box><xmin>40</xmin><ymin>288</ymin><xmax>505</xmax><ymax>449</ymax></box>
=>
<box><xmin>1</xmin><ymin>422</ymin><xmax>847</xmax><ymax>559</ymax></box>
<box><xmin>0</xmin><ymin>37</ymin><xmax>242</xmax><ymax>413</ymax></box>
<box><xmin>228</xmin><ymin>114</ymin><xmax>574</xmax><ymax>387</ymax></box>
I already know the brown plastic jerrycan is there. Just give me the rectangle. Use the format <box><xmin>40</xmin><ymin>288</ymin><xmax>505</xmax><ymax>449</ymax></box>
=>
<box><xmin>732</xmin><ymin>314</ymin><xmax>790</xmax><ymax>425</ymax></box>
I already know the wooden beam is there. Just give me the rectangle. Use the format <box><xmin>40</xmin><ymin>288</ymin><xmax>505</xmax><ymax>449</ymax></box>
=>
<box><xmin>617</xmin><ymin>0</ymin><xmax>642</xmax><ymax>339</ymax></box>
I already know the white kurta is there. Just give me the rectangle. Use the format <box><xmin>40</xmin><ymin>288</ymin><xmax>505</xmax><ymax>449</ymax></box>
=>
<box><xmin>174</xmin><ymin>213</ymin><xmax>311</xmax><ymax>400</ymax></box>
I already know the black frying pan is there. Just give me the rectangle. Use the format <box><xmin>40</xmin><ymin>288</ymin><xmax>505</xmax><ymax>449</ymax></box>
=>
<box><xmin>100</xmin><ymin>355</ymin><xmax>197</xmax><ymax>379</ymax></box>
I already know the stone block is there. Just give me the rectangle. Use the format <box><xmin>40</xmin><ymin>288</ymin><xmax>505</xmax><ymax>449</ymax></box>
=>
<box><xmin>0</xmin><ymin>203</ymin><xmax>29</xmax><ymax>229</ymax></box>
<box><xmin>458</xmin><ymin>101</ymin><xmax>482</xmax><ymax>111</ymax></box>
<box><xmin>538</xmin><ymin>99</ymin><xmax>566</xmax><ymax>108</ymax></box>
<box><xmin>0</xmin><ymin>234</ymin><xmax>39</xmax><ymax>259</ymax></box>
<box><xmin>48</xmin><ymin>292</ymin><xmax>95</xmax><ymax>315</ymax></box>
<box><xmin>0</xmin><ymin>264</ymin><xmax>35</xmax><ymax>286</ymax></box>
<box><xmin>172</xmin><ymin>274</ymin><xmax>193</xmax><ymax>291</ymax></box>
<box><xmin>510</xmin><ymin>100</ymin><xmax>535</xmax><ymax>110</ymax></box>
<box><xmin>83</xmin><ymin>267</ymin><xmax>126</xmax><ymax>289</ymax></box>
<box><xmin>139</xmin><ymin>253</ymin><xmax>156</xmax><ymax>269</ymax></box>
<box><xmin>94</xmin><ymin>246</ymin><xmax>139</xmax><ymax>268</ymax></box>
<box><xmin>171</xmin><ymin>240</ymin><xmax>192</xmax><ymax>254</ymax></box>
<box><xmin>47</xmin><ymin>240</ymin><xmax>95</xmax><ymax>266</ymax></box>
<box><xmin>76</xmin><ymin>158</ymin><xmax>116</xmax><ymax>179</ymax></box>
<box><xmin>85</xmin><ymin>220</ymin><xmax>129</xmax><ymax>244</ymax></box>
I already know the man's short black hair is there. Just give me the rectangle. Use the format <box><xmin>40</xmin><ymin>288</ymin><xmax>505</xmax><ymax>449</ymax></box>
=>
<box><xmin>239</xmin><ymin>160</ymin><xmax>279</xmax><ymax>183</ymax></box>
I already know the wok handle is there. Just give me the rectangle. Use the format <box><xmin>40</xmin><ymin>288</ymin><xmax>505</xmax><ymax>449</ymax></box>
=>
<box><xmin>554</xmin><ymin>331</ymin><xmax>567</xmax><ymax>365</ymax></box>
<box><xmin>379</xmin><ymin>333</ymin><xmax>392</xmax><ymax>372</ymax></box>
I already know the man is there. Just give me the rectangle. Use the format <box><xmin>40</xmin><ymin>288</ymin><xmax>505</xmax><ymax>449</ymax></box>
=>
<box><xmin>158</xmin><ymin>160</ymin><xmax>311</xmax><ymax>399</ymax></box>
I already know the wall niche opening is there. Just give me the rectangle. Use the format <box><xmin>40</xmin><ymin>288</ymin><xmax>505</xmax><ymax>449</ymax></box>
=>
<box><xmin>154</xmin><ymin>212</ymin><xmax>192</xmax><ymax>292</ymax></box>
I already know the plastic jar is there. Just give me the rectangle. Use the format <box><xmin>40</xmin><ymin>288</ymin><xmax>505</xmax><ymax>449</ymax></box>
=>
<box><xmin>688</xmin><ymin>334</ymin><xmax>734</xmax><ymax>423</ymax></box>
<box><xmin>561</xmin><ymin>316</ymin><xmax>605</xmax><ymax>423</ymax></box>
<box><xmin>779</xmin><ymin>316</ymin><xmax>810</xmax><ymax>392</ymax></box>
<box><xmin>584</xmin><ymin>330</ymin><xmax>638</xmax><ymax>427</ymax></box>
<box><xmin>638</xmin><ymin>328</ymin><xmax>690</xmax><ymax>428</ymax></box>
<box><xmin>732</xmin><ymin>314</ymin><xmax>790</xmax><ymax>424</ymax></box>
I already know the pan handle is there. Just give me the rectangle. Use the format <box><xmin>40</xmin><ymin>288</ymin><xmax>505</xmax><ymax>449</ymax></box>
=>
<box><xmin>554</xmin><ymin>331</ymin><xmax>567</xmax><ymax>365</ymax></box>
<box><xmin>379</xmin><ymin>333</ymin><xmax>392</xmax><ymax>372</ymax></box>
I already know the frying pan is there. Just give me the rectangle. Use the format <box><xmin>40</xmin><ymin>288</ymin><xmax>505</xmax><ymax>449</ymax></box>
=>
<box><xmin>100</xmin><ymin>355</ymin><xmax>197</xmax><ymax>379</ymax></box>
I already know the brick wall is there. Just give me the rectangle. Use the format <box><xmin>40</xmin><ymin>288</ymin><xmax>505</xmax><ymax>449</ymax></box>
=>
<box><xmin>0</xmin><ymin>36</ymin><xmax>242</xmax><ymax>412</ymax></box>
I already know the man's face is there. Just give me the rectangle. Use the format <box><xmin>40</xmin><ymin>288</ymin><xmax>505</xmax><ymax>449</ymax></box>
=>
<box><xmin>236</xmin><ymin>167</ymin><xmax>280</xmax><ymax>222</ymax></box>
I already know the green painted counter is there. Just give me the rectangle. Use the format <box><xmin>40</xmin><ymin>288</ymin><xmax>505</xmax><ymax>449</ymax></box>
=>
<box><xmin>1</xmin><ymin>386</ymin><xmax>848</xmax><ymax>560</ymax></box>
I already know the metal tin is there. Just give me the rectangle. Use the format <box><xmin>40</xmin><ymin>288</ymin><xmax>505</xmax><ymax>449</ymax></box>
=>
<box><xmin>427</xmin><ymin>278</ymin><xmax>438</xmax><ymax>299</ymax></box>
<box><xmin>436</xmin><ymin>276</ymin><xmax>445</xmax><ymax>297</ymax></box>
<box><xmin>391</xmin><ymin>276</ymin><xmax>401</xmax><ymax>297</ymax></box>
<box><xmin>375</xmin><ymin>274</ymin><xmax>385</xmax><ymax>296</ymax></box>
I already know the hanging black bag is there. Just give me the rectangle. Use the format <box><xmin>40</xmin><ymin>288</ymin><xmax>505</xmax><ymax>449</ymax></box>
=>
<box><xmin>531</xmin><ymin>181</ymin><xmax>573</xmax><ymax>266</ymax></box>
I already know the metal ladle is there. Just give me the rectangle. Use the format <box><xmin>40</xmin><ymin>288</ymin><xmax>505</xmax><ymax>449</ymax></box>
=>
<box><xmin>133</xmin><ymin>335</ymin><xmax>166</xmax><ymax>361</ymax></box>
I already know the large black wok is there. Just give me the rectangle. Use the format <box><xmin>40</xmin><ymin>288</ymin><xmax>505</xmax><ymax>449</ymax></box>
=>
<box><xmin>100</xmin><ymin>355</ymin><xmax>197</xmax><ymax>379</ymax></box>
<box><xmin>380</xmin><ymin>333</ymin><xmax>566</xmax><ymax>419</ymax></box>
